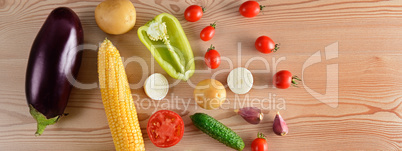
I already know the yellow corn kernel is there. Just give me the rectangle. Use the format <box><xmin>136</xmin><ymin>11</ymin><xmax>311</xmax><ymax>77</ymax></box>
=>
<box><xmin>98</xmin><ymin>38</ymin><xmax>145</xmax><ymax>151</ymax></box>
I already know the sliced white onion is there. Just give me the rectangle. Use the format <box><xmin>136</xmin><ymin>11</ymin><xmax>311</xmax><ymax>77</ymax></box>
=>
<box><xmin>144</xmin><ymin>73</ymin><xmax>169</xmax><ymax>100</ymax></box>
<box><xmin>227</xmin><ymin>67</ymin><xmax>253</xmax><ymax>94</ymax></box>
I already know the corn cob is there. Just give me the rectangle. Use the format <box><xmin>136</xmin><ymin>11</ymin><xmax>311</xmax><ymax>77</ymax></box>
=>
<box><xmin>98</xmin><ymin>38</ymin><xmax>145</xmax><ymax>151</ymax></box>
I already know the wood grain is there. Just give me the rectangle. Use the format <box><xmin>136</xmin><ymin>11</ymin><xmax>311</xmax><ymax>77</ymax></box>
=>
<box><xmin>1</xmin><ymin>0</ymin><xmax>402</xmax><ymax>150</ymax></box>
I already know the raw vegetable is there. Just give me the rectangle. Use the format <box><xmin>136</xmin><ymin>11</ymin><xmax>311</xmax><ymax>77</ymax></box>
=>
<box><xmin>204</xmin><ymin>45</ymin><xmax>221</xmax><ymax>69</ymax></box>
<box><xmin>194</xmin><ymin>79</ymin><xmax>226</xmax><ymax>110</ymax></box>
<box><xmin>273</xmin><ymin>70</ymin><xmax>301</xmax><ymax>89</ymax></box>
<box><xmin>25</xmin><ymin>7</ymin><xmax>83</xmax><ymax>136</ymax></box>
<box><xmin>239</xmin><ymin>1</ymin><xmax>265</xmax><ymax>18</ymax></box>
<box><xmin>147</xmin><ymin>110</ymin><xmax>184</xmax><ymax>148</ymax></box>
<box><xmin>98</xmin><ymin>38</ymin><xmax>145</xmax><ymax>150</ymax></box>
<box><xmin>138</xmin><ymin>13</ymin><xmax>195</xmax><ymax>81</ymax></box>
<box><xmin>235</xmin><ymin>107</ymin><xmax>263</xmax><ymax>124</ymax></box>
<box><xmin>251</xmin><ymin>133</ymin><xmax>268</xmax><ymax>151</ymax></box>
<box><xmin>95</xmin><ymin>0</ymin><xmax>136</xmax><ymax>35</ymax></box>
<box><xmin>273</xmin><ymin>112</ymin><xmax>288</xmax><ymax>136</ymax></box>
<box><xmin>143</xmin><ymin>73</ymin><xmax>169</xmax><ymax>100</ymax></box>
<box><xmin>227</xmin><ymin>67</ymin><xmax>253</xmax><ymax>94</ymax></box>
<box><xmin>184</xmin><ymin>5</ymin><xmax>204</xmax><ymax>22</ymax></box>
<box><xmin>200</xmin><ymin>22</ymin><xmax>216</xmax><ymax>41</ymax></box>
<box><xmin>190</xmin><ymin>113</ymin><xmax>245</xmax><ymax>151</ymax></box>
<box><xmin>255</xmin><ymin>36</ymin><xmax>279</xmax><ymax>54</ymax></box>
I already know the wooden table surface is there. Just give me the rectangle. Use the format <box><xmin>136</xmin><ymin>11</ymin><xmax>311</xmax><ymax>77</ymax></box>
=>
<box><xmin>1</xmin><ymin>0</ymin><xmax>402</xmax><ymax>150</ymax></box>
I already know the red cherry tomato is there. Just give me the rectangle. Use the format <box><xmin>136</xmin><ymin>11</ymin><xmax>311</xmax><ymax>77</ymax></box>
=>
<box><xmin>200</xmin><ymin>22</ymin><xmax>216</xmax><ymax>41</ymax></box>
<box><xmin>147</xmin><ymin>110</ymin><xmax>184</xmax><ymax>148</ymax></box>
<box><xmin>239</xmin><ymin>1</ymin><xmax>265</xmax><ymax>18</ymax></box>
<box><xmin>204</xmin><ymin>45</ymin><xmax>221</xmax><ymax>69</ymax></box>
<box><xmin>184</xmin><ymin>5</ymin><xmax>204</xmax><ymax>22</ymax></box>
<box><xmin>255</xmin><ymin>36</ymin><xmax>279</xmax><ymax>54</ymax></box>
<box><xmin>251</xmin><ymin>133</ymin><xmax>268</xmax><ymax>151</ymax></box>
<box><xmin>273</xmin><ymin>70</ymin><xmax>301</xmax><ymax>89</ymax></box>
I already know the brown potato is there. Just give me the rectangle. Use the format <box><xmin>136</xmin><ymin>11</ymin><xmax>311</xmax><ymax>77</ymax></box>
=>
<box><xmin>194</xmin><ymin>79</ymin><xmax>226</xmax><ymax>110</ymax></box>
<box><xmin>95</xmin><ymin>0</ymin><xmax>136</xmax><ymax>35</ymax></box>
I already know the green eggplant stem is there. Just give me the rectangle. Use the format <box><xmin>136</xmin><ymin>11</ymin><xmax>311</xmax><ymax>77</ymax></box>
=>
<box><xmin>29</xmin><ymin>105</ymin><xmax>59</xmax><ymax>136</ymax></box>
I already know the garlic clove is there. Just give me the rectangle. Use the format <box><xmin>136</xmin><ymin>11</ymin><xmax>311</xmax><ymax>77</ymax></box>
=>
<box><xmin>235</xmin><ymin>107</ymin><xmax>263</xmax><ymax>124</ymax></box>
<box><xmin>273</xmin><ymin>112</ymin><xmax>288</xmax><ymax>136</ymax></box>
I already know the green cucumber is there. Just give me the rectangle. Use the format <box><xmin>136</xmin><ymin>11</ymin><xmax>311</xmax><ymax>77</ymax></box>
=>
<box><xmin>190</xmin><ymin>113</ymin><xmax>245</xmax><ymax>151</ymax></box>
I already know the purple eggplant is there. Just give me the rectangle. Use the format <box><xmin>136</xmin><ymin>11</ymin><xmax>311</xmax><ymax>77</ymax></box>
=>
<box><xmin>25</xmin><ymin>7</ymin><xmax>83</xmax><ymax>136</ymax></box>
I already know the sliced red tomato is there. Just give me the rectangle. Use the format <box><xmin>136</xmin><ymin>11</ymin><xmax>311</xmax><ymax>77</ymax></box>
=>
<box><xmin>147</xmin><ymin>110</ymin><xmax>184</xmax><ymax>148</ymax></box>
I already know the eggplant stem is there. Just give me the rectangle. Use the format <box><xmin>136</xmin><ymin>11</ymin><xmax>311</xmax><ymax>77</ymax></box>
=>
<box><xmin>35</xmin><ymin>123</ymin><xmax>47</xmax><ymax>136</ymax></box>
<box><xmin>29</xmin><ymin>105</ymin><xmax>59</xmax><ymax>136</ymax></box>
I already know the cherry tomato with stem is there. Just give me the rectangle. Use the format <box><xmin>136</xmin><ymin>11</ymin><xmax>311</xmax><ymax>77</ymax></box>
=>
<box><xmin>239</xmin><ymin>1</ymin><xmax>265</xmax><ymax>18</ymax></box>
<box><xmin>204</xmin><ymin>44</ymin><xmax>221</xmax><ymax>69</ymax></box>
<box><xmin>200</xmin><ymin>22</ymin><xmax>216</xmax><ymax>41</ymax></box>
<box><xmin>147</xmin><ymin>110</ymin><xmax>184</xmax><ymax>148</ymax></box>
<box><xmin>273</xmin><ymin>70</ymin><xmax>301</xmax><ymax>89</ymax></box>
<box><xmin>184</xmin><ymin>5</ymin><xmax>204</xmax><ymax>22</ymax></box>
<box><xmin>255</xmin><ymin>35</ymin><xmax>279</xmax><ymax>54</ymax></box>
<box><xmin>251</xmin><ymin>132</ymin><xmax>268</xmax><ymax>151</ymax></box>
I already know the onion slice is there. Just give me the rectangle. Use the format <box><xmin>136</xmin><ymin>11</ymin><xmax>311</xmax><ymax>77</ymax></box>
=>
<box><xmin>144</xmin><ymin>73</ymin><xmax>169</xmax><ymax>100</ymax></box>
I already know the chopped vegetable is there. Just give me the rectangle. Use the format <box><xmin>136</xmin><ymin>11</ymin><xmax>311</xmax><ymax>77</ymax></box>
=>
<box><xmin>147</xmin><ymin>110</ymin><xmax>184</xmax><ymax>148</ymax></box>
<box><xmin>143</xmin><ymin>73</ymin><xmax>169</xmax><ymax>100</ymax></box>
<box><xmin>191</xmin><ymin>113</ymin><xmax>245</xmax><ymax>151</ymax></box>
<box><xmin>25</xmin><ymin>7</ymin><xmax>83</xmax><ymax>136</ymax></box>
<box><xmin>95</xmin><ymin>0</ymin><xmax>136</xmax><ymax>35</ymax></box>
<box><xmin>98</xmin><ymin>38</ymin><xmax>145</xmax><ymax>150</ymax></box>
<box><xmin>138</xmin><ymin>13</ymin><xmax>195</xmax><ymax>81</ymax></box>
<box><xmin>227</xmin><ymin>67</ymin><xmax>254</xmax><ymax>94</ymax></box>
<box><xmin>235</xmin><ymin>107</ymin><xmax>263</xmax><ymax>124</ymax></box>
